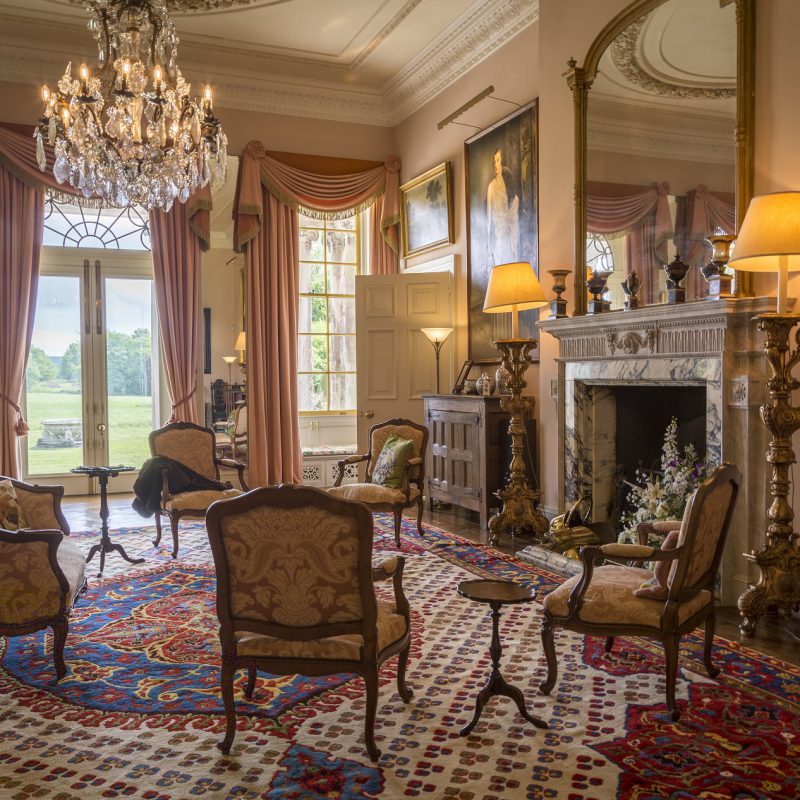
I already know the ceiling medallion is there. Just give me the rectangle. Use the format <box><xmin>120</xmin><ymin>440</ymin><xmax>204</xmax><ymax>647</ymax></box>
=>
<box><xmin>36</xmin><ymin>0</ymin><xmax>227</xmax><ymax>210</ymax></box>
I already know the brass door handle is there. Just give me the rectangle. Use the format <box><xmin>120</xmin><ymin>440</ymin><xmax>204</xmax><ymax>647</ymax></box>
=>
<box><xmin>362</xmin><ymin>410</ymin><xmax>374</xmax><ymax>419</ymax></box>
<box><xmin>97</xmin><ymin>423</ymin><xmax>106</xmax><ymax>432</ymax></box>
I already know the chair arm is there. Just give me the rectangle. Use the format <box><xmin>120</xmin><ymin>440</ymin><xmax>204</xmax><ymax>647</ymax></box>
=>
<box><xmin>399</xmin><ymin>456</ymin><xmax>423</xmax><ymax>497</ymax></box>
<box><xmin>333</xmin><ymin>454</ymin><xmax>368</xmax><ymax>487</ymax></box>
<box><xmin>599</xmin><ymin>543</ymin><xmax>656</xmax><ymax>560</ymax></box>
<box><xmin>216</xmin><ymin>457</ymin><xmax>248</xmax><ymax>490</ymax></box>
<box><xmin>373</xmin><ymin>556</ymin><xmax>409</xmax><ymax>619</ymax></box>
<box><xmin>159</xmin><ymin>466</ymin><xmax>171</xmax><ymax>503</ymax></box>
<box><xmin>636</xmin><ymin>519</ymin><xmax>681</xmax><ymax>546</ymax></box>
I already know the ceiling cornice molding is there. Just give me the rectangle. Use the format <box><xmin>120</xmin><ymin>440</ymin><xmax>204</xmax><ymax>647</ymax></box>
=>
<box><xmin>383</xmin><ymin>0</ymin><xmax>539</xmax><ymax>121</ymax></box>
<box><xmin>588</xmin><ymin>119</ymin><xmax>734</xmax><ymax>165</ymax></box>
<box><xmin>0</xmin><ymin>0</ymin><xmax>539</xmax><ymax>127</ymax></box>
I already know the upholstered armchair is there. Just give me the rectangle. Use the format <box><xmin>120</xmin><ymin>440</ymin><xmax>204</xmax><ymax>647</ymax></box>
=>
<box><xmin>328</xmin><ymin>418</ymin><xmax>428</xmax><ymax>547</ymax></box>
<box><xmin>539</xmin><ymin>464</ymin><xmax>741</xmax><ymax>721</ymax></box>
<box><xmin>206</xmin><ymin>484</ymin><xmax>413</xmax><ymax>760</ymax></box>
<box><xmin>215</xmin><ymin>404</ymin><xmax>248</xmax><ymax>463</ymax></box>
<box><xmin>0</xmin><ymin>479</ymin><xmax>86</xmax><ymax>679</ymax></box>
<box><xmin>149</xmin><ymin>421</ymin><xmax>247</xmax><ymax>558</ymax></box>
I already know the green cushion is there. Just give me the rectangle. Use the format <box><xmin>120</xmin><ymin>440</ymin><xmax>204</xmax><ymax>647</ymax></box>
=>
<box><xmin>372</xmin><ymin>433</ymin><xmax>415</xmax><ymax>489</ymax></box>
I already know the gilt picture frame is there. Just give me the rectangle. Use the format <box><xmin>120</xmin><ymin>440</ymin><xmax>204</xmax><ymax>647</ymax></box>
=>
<box><xmin>465</xmin><ymin>100</ymin><xmax>539</xmax><ymax>363</ymax></box>
<box><xmin>400</xmin><ymin>162</ymin><xmax>454</xmax><ymax>258</ymax></box>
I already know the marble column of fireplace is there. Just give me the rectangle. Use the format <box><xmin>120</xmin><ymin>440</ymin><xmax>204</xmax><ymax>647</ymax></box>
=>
<box><xmin>529</xmin><ymin>297</ymin><xmax>773</xmax><ymax>605</ymax></box>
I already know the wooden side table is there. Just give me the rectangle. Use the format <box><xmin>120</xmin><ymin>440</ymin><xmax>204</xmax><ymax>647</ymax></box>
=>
<box><xmin>71</xmin><ymin>465</ymin><xmax>143</xmax><ymax>575</ymax></box>
<box><xmin>457</xmin><ymin>578</ymin><xmax>548</xmax><ymax>736</ymax></box>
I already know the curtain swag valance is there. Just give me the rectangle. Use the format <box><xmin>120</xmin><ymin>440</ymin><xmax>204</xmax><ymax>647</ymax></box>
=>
<box><xmin>233</xmin><ymin>140</ymin><xmax>401</xmax><ymax>254</ymax></box>
<box><xmin>0</xmin><ymin>126</ymin><xmax>213</xmax><ymax>250</ymax></box>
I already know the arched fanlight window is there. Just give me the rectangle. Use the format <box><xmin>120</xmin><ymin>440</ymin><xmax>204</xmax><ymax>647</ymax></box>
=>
<box><xmin>586</xmin><ymin>231</ymin><xmax>614</xmax><ymax>272</ymax></box>
<box><xmin>42</xmin><ymin>198</ymin><xmax>151</xmax><ymax>251</ymax></box>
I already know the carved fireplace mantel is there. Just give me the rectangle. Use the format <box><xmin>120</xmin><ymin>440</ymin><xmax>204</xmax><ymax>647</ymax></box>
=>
<box><xmin>535</xmin><ymin>297</ymin><xmax>775</xmax><ymax>604</ymax></box>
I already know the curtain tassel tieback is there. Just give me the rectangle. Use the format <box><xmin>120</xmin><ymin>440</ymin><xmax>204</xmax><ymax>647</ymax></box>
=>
<box><xmin>1</xmin><ymin>393</ymin><xmax>29</xmax><ymax>436</ymax></box>
<box><xmin>168</xmin><ymin>386</ymin><xmax>198</xmax><ymax>422</ymax></box>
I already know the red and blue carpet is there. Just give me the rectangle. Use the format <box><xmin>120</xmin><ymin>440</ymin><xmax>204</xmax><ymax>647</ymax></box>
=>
<box><xmin>1</xmin><ymin>517</ymin><xmax>798</xmax><ymax>799</ymax></box>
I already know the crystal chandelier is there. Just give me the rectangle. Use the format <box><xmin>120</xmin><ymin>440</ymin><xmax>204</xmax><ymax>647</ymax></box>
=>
<box><xmin>35</xmin><ymin>0</ymin><xmax>227</xmax><ymax>210</ymax></box>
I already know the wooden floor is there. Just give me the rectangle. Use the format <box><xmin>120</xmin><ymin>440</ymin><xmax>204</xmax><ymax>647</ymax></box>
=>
<box><xmin>63</xmin><ymin>492</ymin><xmax>800</xmax><ymax>666</ymax></box>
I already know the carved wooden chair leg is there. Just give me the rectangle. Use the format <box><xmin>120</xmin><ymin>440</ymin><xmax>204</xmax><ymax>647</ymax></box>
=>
<box><xmin>703</xmin><ymin>609</ymin><xmax>720</xmax><ymax>679</ymax></box>
<box><xmin>539</xmin><ymin>616</ymin><xmax>558</xmax><ymax>694</ymax></box>
<box><xmin>244</xmin><ymin>663</ymin><xmax>257</xmax><ymax>700</ymax></box>
<box><xmin>396</xmin><ymin>643</ymin><xmax>413</xmax><ymax>703</ymax></box>
<box><xmin>52</xmin><ymin>621</ymin><xmax>68</xmax><ymax>681</ymax></box>
<box><xmin>393</xmin><ymin>508</ymin><xmax>403</xmax><ymax>548</ymax></box>
<box><xmin>170</xmin><ymin>516</ymin><xmax>180</xmax><ymax>559</ymax></box>
<box><xmin>218</xmin><ymin>659</ymin><xmax>237</xmax><ymax>754</ymax></box>
<box><xmin>416</xmin><ymin>496</ymin><xmax>424</xmax><ymax>535</ymax></box>
<box><xmin>663</xmin><ymin>634</ymin><xmax>681</xmax><ymax>722</ymax></box>
<box><xmin>604</xmin><ymin>636</ymin><xmax>615</xmax><ymax>653</ymax></box>
<box><xmin>153</xmin><ymin>513</ymin><xmax>163</xmax><ymax>547</ymax></box>
<box><xmin>364</xmin><ymin>666</ymin><xmax>381</xmax><ymax>761</ymax></box>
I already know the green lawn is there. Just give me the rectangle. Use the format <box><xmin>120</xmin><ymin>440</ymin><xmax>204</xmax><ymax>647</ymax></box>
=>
<box><xmin>26</xmin><ymin>392</ymin><xmax>152</xmax><ymax>475</ymax></box>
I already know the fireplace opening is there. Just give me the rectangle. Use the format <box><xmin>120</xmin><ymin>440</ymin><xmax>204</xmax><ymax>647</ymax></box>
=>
<box><xmin>609</xmin><ymin>385</ymin><xmax>706</xmax><ymax>533</ymax></box>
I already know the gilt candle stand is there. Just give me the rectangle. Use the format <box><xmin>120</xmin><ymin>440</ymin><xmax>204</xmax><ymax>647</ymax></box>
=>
<box><xmin>487</xmin><ymin>338</ymin><xmax>549</xmax><ymax>547</ymax></box>
<box><xmin>738</xmin><ymin>313</ymin><xmax>800</xmax><ymax>637</ymax></box>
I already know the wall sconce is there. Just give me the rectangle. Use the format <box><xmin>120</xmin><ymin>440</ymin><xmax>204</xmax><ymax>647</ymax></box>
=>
<box><xmin>420</xmin><ymin>327</ymin><xmax>454</xmax><ymax>394</ymax></box>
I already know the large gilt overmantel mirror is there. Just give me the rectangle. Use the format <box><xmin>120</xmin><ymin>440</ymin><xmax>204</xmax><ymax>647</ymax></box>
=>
<box><xmin>566</xmin><ymin>0</ymin><xmax>754</xmax><ymax>315</ymax></box>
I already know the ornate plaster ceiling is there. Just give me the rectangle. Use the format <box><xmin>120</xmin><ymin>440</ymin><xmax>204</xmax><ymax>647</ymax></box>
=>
<box><xmin>0</xmin><ymin>0</ymin><xmax>538</xmax><ymax>125</ymax></box>
<box><xmin>589</xmin><ymin>0</ymin><xmax>736</xmax><ymax>164</ymax></box>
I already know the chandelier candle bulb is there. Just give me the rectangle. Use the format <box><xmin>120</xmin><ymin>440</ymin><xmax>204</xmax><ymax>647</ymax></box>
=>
<box><xmin>41</xmin><ymin>85</ymin><xmax>49</xmax><ymax>102</ymax></box>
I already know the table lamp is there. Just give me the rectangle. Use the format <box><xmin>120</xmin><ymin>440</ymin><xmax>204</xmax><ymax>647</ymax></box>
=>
<box><xmin>222</xmin><ymin>355</ymin><xmax>238</xmax><ymax>385</ymax></box>
<box><xmin>728</xmin><ymin>191</ymin><xmax>800</xmax><ymax>638</ymax></box>
<box><xmin>420</xmin><ymin>327</ymin><xmax>454</xmax><ymax>394</ymax></box>
<box><xmin>235</xmin><ymin>331</ymin><xmax>246</xmax><ymax>375</ymax></box>
<box><xmin>482</xmin><ymin>262</ymin><xmax>548</xmax><ymax>546</ymax></box>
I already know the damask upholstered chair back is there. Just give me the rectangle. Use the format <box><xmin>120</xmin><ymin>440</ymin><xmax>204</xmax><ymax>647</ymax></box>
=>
<box><xmin>666</xmin><ymin>466</ymin><xmax>740</xmax><ymax>599</ymax></box>
<box><xmin>208</xmin><ymin>485</ymin><xmax>376</xmax><ymax>634</ymax></box>
<box><xmin>150</xmin><ymin>421</ymin><xmax>219</xmax><ymax>482</ymax></box>
<box><xmin>365</xmin><ymin>420</ymin><xmax>427</xmax><ymax>485</ymax></box>
<box><xmin>205</xmin><ymin>484</ymin><xmax>413</xmax><ymax>760</ymax></box>
<box><xmin>0</xmin><ymin>477</ymin><xmax>70</xmax><ymax>533</ymax></box>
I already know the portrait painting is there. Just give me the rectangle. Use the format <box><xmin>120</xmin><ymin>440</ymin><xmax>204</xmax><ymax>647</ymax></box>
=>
<box><xmin>465</xmin><ymin>100</ymin><xmax>539</xmax><ymax>362</ymax></box>
<box><xmin>400</xmin><ymin>162</ymin><xmax>454</xmax><ymax>258</ymax></box>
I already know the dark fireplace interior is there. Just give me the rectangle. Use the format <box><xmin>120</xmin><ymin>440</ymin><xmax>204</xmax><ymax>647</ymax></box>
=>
<box><xmin>611</xmin><ymin>385</ymin><xmax>707</xmax><ymax>531</ymax></box>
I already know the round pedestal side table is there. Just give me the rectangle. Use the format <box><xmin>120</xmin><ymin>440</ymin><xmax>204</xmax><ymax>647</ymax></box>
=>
<box><xmin>457</xmin><ymin>578</ymin><xmax>548</xmax><ymax>736</ymax></box>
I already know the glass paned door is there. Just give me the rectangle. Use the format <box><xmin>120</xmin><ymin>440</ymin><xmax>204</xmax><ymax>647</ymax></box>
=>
<box><xmin>23</xmin><ymin>253</ymin><xmax>157</xmax><ymax>494</ymax></box>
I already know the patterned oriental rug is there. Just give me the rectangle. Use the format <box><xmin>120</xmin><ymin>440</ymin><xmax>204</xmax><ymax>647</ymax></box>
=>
<box><xmin>1</xmin><ymin>517</ymin><xmax>799</xmax><ymax>800</ymax></box>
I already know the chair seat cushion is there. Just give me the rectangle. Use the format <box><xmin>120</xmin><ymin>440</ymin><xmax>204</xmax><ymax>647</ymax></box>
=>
<box><xmin>543</xmin><ymin>564</ymin><xmax>712</xmax><ymax>628</ymax></box>
<box><xmin>327</xmin><ymin>483</ymin><xmax>419</xmax><ymax>505</ymax></box>
<box><xmin>165</xmin><ymin>488</ymin><xmax>242</xmax><ymax>512</ymax></box>
<box><xmin>235</xmin><ymin>600</ymin><xmax>408</xmax><ymax>661</ymax></box>
<box><xmin>58</xmin><ymin>537</ymin><xmax>86</xmax><ymax>600</ymax></box>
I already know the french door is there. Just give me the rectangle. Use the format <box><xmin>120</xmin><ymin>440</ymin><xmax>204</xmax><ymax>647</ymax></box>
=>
<box><xmin>22</xmin><ymin>250</ymin><xmax>160</xmax><ymax>494</ymax></box>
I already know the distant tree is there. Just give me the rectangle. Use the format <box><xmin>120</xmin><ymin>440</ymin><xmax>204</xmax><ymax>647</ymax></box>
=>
<box><xmin>107</xmin><ymin>329</ymin><xmax>152</xmax><ymax>396</ymax></box>
<box><xmin>60</xmin><ymin>342</ymin><xmax>81</xmax><ymax>383</ymax></box>
<box><xmin>26</xmin><ymin>346</ymin><xmax>57</xmax><ymax>389</ymax></box>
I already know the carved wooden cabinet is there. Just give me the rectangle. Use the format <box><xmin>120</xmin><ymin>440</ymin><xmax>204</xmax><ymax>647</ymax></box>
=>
<box><xmin>423</xmin><ymin>394</ymin><xmax>538</xmax><ymax>530</ymax></box>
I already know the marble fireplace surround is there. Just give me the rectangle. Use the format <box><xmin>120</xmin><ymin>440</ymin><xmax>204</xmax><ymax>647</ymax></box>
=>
<box><xmin>535</xmin><ymin>297</ymin><xmax>774</xmax><ymax>605</ymax></box>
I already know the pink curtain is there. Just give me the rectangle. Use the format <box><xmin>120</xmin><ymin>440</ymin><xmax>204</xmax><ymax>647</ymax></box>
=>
<box><xmin>149</xmin><ymin>201</ymin><xmax>206</xmax><ymax>424</ymax></box>
<box><xmin>369</xmin><ymin>192</ymin><xmax>399</xmax><ymax>275</ymax></box>
<box><xmin>685</xmin><ymin>184</ymin><xmax>736</xmax><ymax>267</ymax></box>
<box><xmin>625</xmin><ymin>220</ymin><xmax>658</xmax><ymax>305</ymax></box>
<box><xmin>233</xmin><ymin>142</ymin><xmax>402</xmax><ymax>485</ymax></box>
<box><xmin>245</xmin><ymin>189</ymin><xmax>302</xmax><ymax>486</ymax></box>
<box><xmin>0</xmin><ymin>162</ymin><xmax>43</xmax><ymax>477</ymax></box>
<box><xmin>587</xmin><ymin>181</ymin><xmax>673</xmax><ymax>266</ymax></box>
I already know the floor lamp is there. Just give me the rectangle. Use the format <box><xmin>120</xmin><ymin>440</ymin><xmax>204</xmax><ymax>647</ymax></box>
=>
<box><xmin>421</xmin><ymin>327</ymin><xmax>454</xmax><ymax>394</ymax></box>
<box><xmin>728</xmin><ymin>191</ymin><xmax>800</xmax><ymax>639</ymax></box>
<box><xmin>222</xmin><ymin>355</ymin><xmax>238</xmax><ymax>385</ymax></box>
<box><xmin>482</xmin><ymin>262</ymin><xmax>549</xmax><ymax>546</ymax></box>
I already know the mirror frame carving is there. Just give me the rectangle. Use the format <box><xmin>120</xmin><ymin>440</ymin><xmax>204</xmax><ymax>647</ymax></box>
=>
<box><xmin>565</xmin><ymin>0</ymin><xmax>755</xmax><ymax>316</ymax></box>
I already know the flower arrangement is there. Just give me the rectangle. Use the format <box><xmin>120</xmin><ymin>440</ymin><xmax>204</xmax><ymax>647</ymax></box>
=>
<box><xmin>618</xmin><ymin>417</ymin><xmax>708</xmax><ymax>545</ymax></box>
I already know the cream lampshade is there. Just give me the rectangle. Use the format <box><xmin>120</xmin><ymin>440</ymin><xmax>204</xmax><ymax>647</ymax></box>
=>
<box><xmin>235</xmin><ymin>331</ymin><xmax>246</xmax><ymax>352</ymax></box>
<box><xmin>222</xmin><ymin>355</ymin><xmax>237</xmax><ymax>384</ymax></box>
<box><xmin>728</xmin><ymin>191</ymin><xmax>800</xmax><ymax>313</ymax></box>
<box><xmin>420</xmin><ymin>327</ymin><xmax>454</xmax><ymax>394</ymax></box>
<box><xmin>483</xmin><ymin>262</ymin><xmax>547</xmax><ymax>339</ymax></box>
